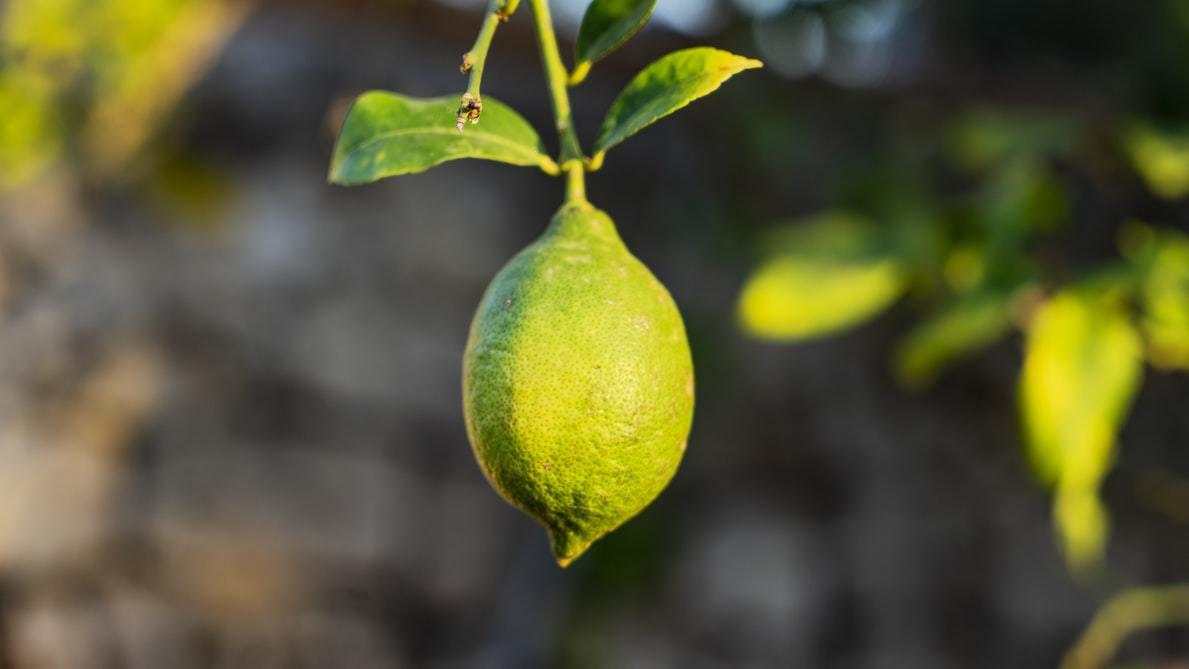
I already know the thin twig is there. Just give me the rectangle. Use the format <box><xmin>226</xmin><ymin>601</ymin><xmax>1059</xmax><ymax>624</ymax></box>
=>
<box><xmin>1060</xmin><ymin>583</ymin><xmax>1189</xmax><ymax>669</ymax></box>
<box><xmin>457</xmin><ymin>0</ymin><xmax>520</xmax><ymax>130</ymax></box>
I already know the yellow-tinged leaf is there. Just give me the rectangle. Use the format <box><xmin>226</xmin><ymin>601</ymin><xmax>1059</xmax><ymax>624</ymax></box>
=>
<box><xmin>1054</xmin><ymin>486</ymin><xmax>1109</xmax><ymax>576</ymax></box>
<box><xmin>1125</xmin><ymin>123</ymin><xmax>1189</xmax><ymax>200</ymax></box>
<box><xmin>1019</xmin><ymin>289</ymin><xmax>1143</xmax><ymax>572</ymax></box>
<box><xmin>737</xmin><ymin>213</ymin><xmax>905</xmax><ymax>341</ymax></box>
<box><xmin>0</xmin><ymin>70</ymin><xmax>62</xmax><ymax>188</ymax></box>
<box><xmin>1020</xmin><ymin>291</ymin><xmax>1142</xmax><ymax>486</ymax></box>
<box><xmin>594</xmin><ymin>47</ymin><xmax>762</xmax><ymax>157</ymax></box>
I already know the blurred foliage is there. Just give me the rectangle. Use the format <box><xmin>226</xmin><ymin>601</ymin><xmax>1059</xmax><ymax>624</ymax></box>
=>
<box><xmin>0</xmin><ymin>0</ymin><xmax>250</xmax><ymax>189</ymax></box>
<box><xmin>1124</xmin><ymin>123</ymin><xmax>1189</xmax><ymax>201</ymax></box>
<box><xmin>737</xmin><ymin>211</ymin><xmax>906</xmax><ymax>341</ymax></box>
<box><xmin>945</xmin><ymin>109</ymin><xmax>1079</xmax><ymax>175</ymax></box>
<box><xmin>1126</xmin><ymin>225</ymin><xmax>1189</xmax><ymax>370</ymax></box>
<box><xmin>737</xmin><ymin>106</ymin><xmax>1189</xmax><ymax>574</ymax></box>
<box><xmin>892</xmin><ymin>290</ymin><xmax>1015</xmax><ymax>389</ymax></box>
<box><xmin>1020</xmin><ymin>289</ymin><xmax>1143</xmax><ymax>573</ymax></box>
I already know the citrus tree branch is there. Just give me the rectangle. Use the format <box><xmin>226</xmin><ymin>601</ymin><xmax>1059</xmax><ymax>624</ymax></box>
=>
<box><xmin>457</xmin><ymin>0</ymin><xmax>520</xmax><ymax>130</ymax></box>
<box><xmin>528</xmin><ymin>0</ymin><xmax>587</xmax><ymax>201</ymax></box>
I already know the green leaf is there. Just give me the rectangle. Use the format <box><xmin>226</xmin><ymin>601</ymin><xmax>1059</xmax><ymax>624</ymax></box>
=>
<box><xmin>329</xmin><ymin>91</ymin><xmax>558</xmax><ymax>185</ymax></box>
<box><xmin>893</xmin><ymin>291</ymin><xmax>1016</xmax><ymax>388</ymax></box>
<box><xmin>594</xmin><ymin>48</ymin><xmax>762</xmax><ymax>156</ymax></box>
<box><xmin>572</xmin><ymin>0</ymin><xmax>657</xmax><ymax>83</ymax></box>
<box><xmin>1019</xmin><ymin>289</ymin><xmax>1143</xmax><ymax>572</ymax></box>
<box><xmin>737</xmin><ymin>212</ymin><xmax>906</xmax><ymax>342</ymax></box>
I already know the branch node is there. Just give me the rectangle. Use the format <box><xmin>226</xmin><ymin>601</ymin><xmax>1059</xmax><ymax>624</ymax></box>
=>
<box><xmin>456</xmin><ymin>93</ymin><xmax>483</xmax><ymax>132</ymax></box>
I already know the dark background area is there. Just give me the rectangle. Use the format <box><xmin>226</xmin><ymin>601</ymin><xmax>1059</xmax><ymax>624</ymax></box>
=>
<box><xmin>0</xmin><ymin>0</ymin><xmax>1186</xmax><ymax>666</ymax></box>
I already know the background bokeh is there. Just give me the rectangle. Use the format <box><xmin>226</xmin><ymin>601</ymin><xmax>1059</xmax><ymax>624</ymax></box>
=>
<box><xmin>0</xmin><ymin>0</ymin><xmax>1187</xmax><ymax>666</ymax></box>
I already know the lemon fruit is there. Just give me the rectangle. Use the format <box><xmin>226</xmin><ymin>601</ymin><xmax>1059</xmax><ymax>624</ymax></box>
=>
<box><xmin>463</xmin><ymin>201</ymin><xmax>695</xmax><ymax>567</ymax></box>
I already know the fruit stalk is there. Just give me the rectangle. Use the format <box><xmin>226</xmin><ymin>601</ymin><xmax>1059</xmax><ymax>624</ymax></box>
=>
<box><xmin>564</xmin><ymin>161</ymin><xmax>586</xmax><ymax>203</ymax></box>
<box><xmin>528</xmin><ymin>0</ymin><xmax>586</xmax><ymax>168</ymax></box>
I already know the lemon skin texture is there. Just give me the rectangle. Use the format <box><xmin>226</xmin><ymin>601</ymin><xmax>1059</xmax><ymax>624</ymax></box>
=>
<box><xmin>463</xmin><ymin>201</ymin><xmax>695</xmax><ymax>567</ymax></box>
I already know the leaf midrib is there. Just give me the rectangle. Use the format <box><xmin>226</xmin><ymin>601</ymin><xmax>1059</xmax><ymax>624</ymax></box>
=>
<box><xmin>340</xmin><ymin>125</ymin><xmax>547</xmax><ymax>166</ymax></box>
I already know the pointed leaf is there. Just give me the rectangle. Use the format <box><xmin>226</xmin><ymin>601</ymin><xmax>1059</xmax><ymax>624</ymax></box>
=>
<box><xmin>737</xmin><ymin>213</ymin><xmax>905</xmax><ymax>342</ymax></box>
<box><xmin>573</xmin><ymin>0</ymin><xmax>657</xmax><ymax>79</ymax></box>
<box><xmin>594</xmin><ymin>48</ymin><xmax>762</xmax><ymax>156</ymax></box>
<box><xmin>1020</xmin><ymin>290</ymin><xmax>1142</xmax><ymax>572</ymax></box>
<box><xmin>1020</xmin><ymin>290</ymin><xmax>1142</xmax><ymax>488</ymax></box>
<box><xmin>329</xmin><ymin>91</ymin><xmax>557</xmax><ymax>185</ymax></box>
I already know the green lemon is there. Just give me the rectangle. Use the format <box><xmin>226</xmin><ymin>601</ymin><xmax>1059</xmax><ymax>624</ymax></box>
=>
<box><xmin>463</xmin><ymin>201</ymin><xmax>695</xmax><ymax>567</ymax></box>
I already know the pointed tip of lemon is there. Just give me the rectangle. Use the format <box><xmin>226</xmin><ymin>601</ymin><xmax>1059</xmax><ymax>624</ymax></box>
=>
<box><xmin>548</xmin><ymin>528</ymin><xmax>594</xmax><ymax>568</ymax></box>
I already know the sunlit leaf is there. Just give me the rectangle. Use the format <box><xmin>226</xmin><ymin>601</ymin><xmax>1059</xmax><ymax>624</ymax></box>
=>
<box><xmin>893</xmin><ymin>291</ymin><xmax>1016</xmax><ymax>388</ymax></box>
<box><xmin>593</xmin><ymin>48</ymin><xmax>762</xmax><ymax>157</ymax></box>
<box><xmin>572</xmin><ymin>0</ymin><xmax>657</xmax><ymax>84</ymax></box>
<box><xmin>738</xmin><ymin>212</ymin><xmax>906</xmax><ymax>341</ymax></box>
<box><xmin>329</xmin><ymin>92</ymin><xmax>558</xmax><ymax>185</ymax></box>
<box><xmin>0</xmin><ymin>0</ymin><xmax>249</xmax><ymax>185</ymax></box>
<box><xmin>1021</xmin><ymin>290</ymin><xmax>1142</xmax><ymax>486</ymax></box>
<box><xmin>3</xmin><ymin>0</ymin><xmax>95</xmax><ymax>66</ymax></box>
<box><xmin>1019</xmin><ymin>289</ymin><xmax>1143</xmax><ymax>572</ymax></box>
<box><xmin>84</xmin><ymin>0</ymin><xmax>253</xmax><ymax>174</ymax></box>
<box><xmin>1124</xmin><ymin>123</ymin><xmax>1189</xmax><ymax>200</ymax></box>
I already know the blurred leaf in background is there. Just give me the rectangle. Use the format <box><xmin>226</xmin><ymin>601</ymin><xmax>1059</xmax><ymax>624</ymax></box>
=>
<box><xmin>737</xmin><ymin>211</ymin><xmax>906</xmax><ymax>341</ymax></box>
<box><xmin>974</xmin><ymin>156</ymin><xmax>1070</xmax><ymax>255</ymax></box>
<box><xmin>1122</xmin><ymin>224</ymin><xmax>1189</xmax><ymax>370</ymax></box>
<box><xmin>0</xmin><ymin>0</ymin><xmax>252</xmax><ymax>189</ymax></box>
<box><xmin>892</xmin><ymin>290</ymin><xmax>1017</xmax><ymax>388</ymax></box>
<box><xmin>1019</xmin><ymin>288</ymin><xmax>1143</xmax><ymax>573</ymax></box>
<box><xmin>944</xmin><ymin>108</ymin><xmax>1079</xmax><ymax>175</ymax></box>
<box><xmin>593</xmin><ymin>47</ymin><xmax>762</xmax><ymax>157</ymax></box>
<box><xmin>1124</xmin><ymin>122</ymin><xmax>1189</xmax><ymax>200</ymax></box>
<box><xmin>0</xmin><ymin>69</ymin><xmax>61</xmax><ymax>189</ymax></box>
